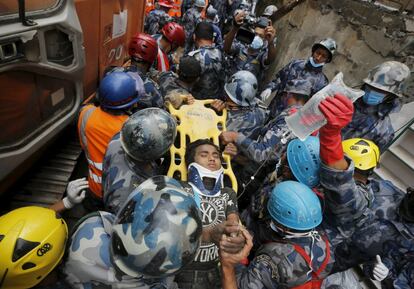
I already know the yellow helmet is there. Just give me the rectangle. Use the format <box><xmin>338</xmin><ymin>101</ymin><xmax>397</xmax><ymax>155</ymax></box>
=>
<box><xmin>342</xmin><ymin>138</ymin><xmax>380</xmax><ymax>170</ymax></box>
<box><xmin>0</xmin><ymin>206</ymin><xmax>68</xmax><ymax>289</ymax></box>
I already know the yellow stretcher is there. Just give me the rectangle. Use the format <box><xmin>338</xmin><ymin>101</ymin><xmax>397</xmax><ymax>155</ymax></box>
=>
<box><xmin>167</xmin><ymin>99</ymin><xmax>238</xmax><ymax>193</ymax></box>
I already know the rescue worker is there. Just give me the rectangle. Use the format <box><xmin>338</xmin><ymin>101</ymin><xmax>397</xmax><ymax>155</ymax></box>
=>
<box><xmin>63</xmin><ymin>178</ymin><xmax>203</xmax><ymax>288</ymax></box>
<box><xmin>144</xmin><ymin>0</ymin><xmax>173</xmax><ymax>35</ymax></box>
<box><xmin>219</xmin><ymin>79</ymin><xmax>312</xmax><ymax>201</ymax></box>
<box><xmin>158</xmin><ymin>55</ymin><xmax>201</xmax><ymax>98</ymax></box>
<box><xmin>153</xmin><ymin>22</ymin><xmax>186</xmax><ymax>72</ymax></box>
<box><xmin>107</xmin><ymin>32</ymin><xmax>164</xmax><ymax>110</ymax></box>
<box><xmin>342</xmin><ymin>61</ymin><xmax>411</xmax><ymax>152</ymax></box>
<box><xmin>261</xmin><ymin>38</ymin><xmax>336</xmax><ymax>119</ymax></box>
<box><xmin>0</xmin><ymin>206</ymin><xmax>69</xmax><ymax>289</ymax></box>
<box><xmin>210</xmin><ymin>70</ymin><xmax>267</xmax><ymax>138</ymax></box>
<box><xmin>220</xmin><ymin>181</ymin><xmax>335</xmax><ymax>289</ymax></box>
<box><xmin>316</xmin><ymin>93</ymin><xmax>414</xmax><ymax>272</ymax></box>
<box><xmin>188</xmin><ymin>21</ymin><xmax>224</xmax><ymax>100</ymax></box>
<box><xmin>102</xmin><ymin>108</ymin><xmax>177</xmax><ymax>214</ymax></box>
<box><xmin>363</xmin><ymin>239</ymin><xmax>414</xmax><ymax>288</ymax></box>
<box><xmin>241</xmin><ymin>136</ymin><xmax>321</xmax><ymax>250</ymax></box>
<box><xmin>223</xmin><ymin>9</ymin><xmax>277</xmax><ymax>88</ymax></box>
<box><xmin>175</xmin><ymin>139</ymin><xmax>239</xmax><ymax>289</ymax></box>
<box><xmin>182</xmin><ymin>0</ymin><xmax>205</xmax><ymax>42</ymax></box>
<box><xmin>78</xmin><ymin>71</ymin><xmax>144</xmax><ymax>210</ymax></box>
<box><xmin>205</xmin><ymin>5</ymin><xmax>223</xmax><ymax>49</ymax></box>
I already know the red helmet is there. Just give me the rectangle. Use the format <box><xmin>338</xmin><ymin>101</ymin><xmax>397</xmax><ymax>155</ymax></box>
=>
<box><xmin>158</xmin><ymin>0</ymin><xmax>174</xmax><ymax>8</ymax></box>
<box><xmin>161</xmin><ymin>22</ymin><xmax>186</xmax><ymax>47</ymax></box>
<box><xmin>128</xmin><ymin>33</ymin><xmax>158</xmax><ymax>63</ymax></box>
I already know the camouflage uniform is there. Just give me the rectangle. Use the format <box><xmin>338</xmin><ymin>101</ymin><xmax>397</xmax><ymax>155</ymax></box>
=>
<box><xmin>144</xmin><ymin>9</ymin><xmax>172</xmax><ymax>35</ymax></box>
<box><xmin>181</xmin><ymin>7</ymin><xmax>202</xmax><ymax>41</ymax></box>
<box><xmin>319</xmin><ymin>158</ymin><xmax>414</xmax><ymax>271</ymax></box>
<box><xmin>231</xmin><ymin>105</ymin><xmax>297</xmax><ymax>205</ymax></box>
<box><xmin>158</xmin><ymin>71</ymin><xmax>191</xmax><ymax>97</ymax></box>
<box><xmin>63</xmin><ymin>211</ymin><xmax>176</xmax><ymax>288</ymax></box>
<box><xmin>209</xmin><ymin>0</ymin><xmax>228</xmax><ymax>28</ymax></box>
<box><xmin>102</xmin><ymin>133</ymin><xmax>161</xmax><ymax>214</ymax></box>
<box><xmin>264</xmin><ymin>59</ymin><xmax>328</xmax><ymax>119</ymax></box>
<box><xmin>363</xmin><ymin>239</ymin><xmax>414</xmax><ymax>289</ymax></box>
<box><xmin>235</xmin><ymin>105</ymin><xmax>298</xmax><ymax>164</ymax></box>
<box><xmin>342</xmin><ymin>98</ymin><xmax>401</xmax><ymax>152</ymax></box>
<box><xmin>235</xmin><ymin>231</ymin><xmax>335</xmax><ymax>289</ymax></box>
<box><xmin>108</xmin><ymin>66</ymin><xmax>164</xmax><ymax>110</ymax></box>
<box><xmin>226</xmin><ymin>42</ymin><xmax>269</xmax><ymax>88</ymax></box>
<box><xmin>226</xmin><ymin>106</ymin><xmax>268</xmax><ymax>138</ymax></box>
<box><xmin>187</xmin><ymin>45</ymin><xmax>224</xmax><ymax>100</ymax></box>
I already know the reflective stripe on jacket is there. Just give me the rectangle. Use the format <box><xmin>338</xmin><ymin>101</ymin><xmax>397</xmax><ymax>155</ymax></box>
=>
<box><xmin>78</xmin><ymin>104</ymin><xmax>128</xmax><ymax>198</ymax></box>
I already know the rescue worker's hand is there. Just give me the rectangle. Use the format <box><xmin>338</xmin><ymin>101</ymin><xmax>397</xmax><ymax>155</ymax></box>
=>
<box><xmin>210</xmin><ymin>99</ymin><xmax>226</xmax><ymax>112</ymax></box>
<box><xmin>265</xmin><ymin>24</ymin><xmax>276</xmax><ymax>43</ymax></box>
<box><xmin>260</xmin><ymin>88</ymin><xmax>272</xmax><ymax>102</ymax></box>
<box><xmin>233</xmin><ymin>10</ymin><xmax>246</xmax><ymax>27</ymax></box>
<box><xmin>211</xmin><ymin>221</ymin><xmax>246</xmax><ymax>253</ymax></box>
<box><xmin>220</xmin><ymin>131</ymin><xmax>239</xmax><ymax>145</ymax></box>
<box><xmin>318</xmin><ymin>94</ymin><xmax>354</xmax><ymax>165</ymax></box>
<box><xmin>220</xmin><ymin>229</ymin><xmax>253</xmax><ymax>266</ymax></box>
<box><xmin>223</xmin><ymin>143</ymin><xmax>238</xmax><ymax>156</ymax></box>
<box><xmin>63</xmin><ymin>178</ymin><xmax>88</xmax><ymax>209</ymax></box>
<box><xmin>372</xmin><ymin>255</ymin><xmax>389</xmax><ymax>281</ymax></box>
<box><xmin>319</xmin><ymin>94</ymin><xmax>354</xmax><ymax>132</ymax></box>
<box><xmin>183</xmin><ymin>94</ymin><xmax>195</xmax><ymax>105</ymax></box>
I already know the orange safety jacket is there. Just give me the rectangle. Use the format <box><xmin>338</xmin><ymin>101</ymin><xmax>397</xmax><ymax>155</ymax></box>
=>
<box><xmin>169</xmin><ymin>0</ymin><xmax>182</xmax><ymax>17</ymax></box>
<box><xmin>146</xmin><ymin>0</ymin><xmax>155</xmax><ymax>15</ymax></box>
<box><xmin>78</xmin><ymin>104</ymin><xmax>128</xmax><ymax>199</ymax></box>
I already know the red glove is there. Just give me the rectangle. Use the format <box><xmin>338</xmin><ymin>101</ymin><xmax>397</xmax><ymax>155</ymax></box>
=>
<box><xmin>318</xmin><ymin>94</ymin><xmax>354</xmax><ymax>164</ymax></box>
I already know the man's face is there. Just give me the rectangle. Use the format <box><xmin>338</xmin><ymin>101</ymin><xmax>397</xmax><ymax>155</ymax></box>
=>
<box><xmin>194</xmin><ymin>144</ymin><xmax>222</xmax><ymax>171</ymax></box>
<box><xmin>312</xmin><ymin>47</ymin><xmax>330</xmax><ymax>64</ymax></box>
<box><xmin>254</xmin><ymin>27</ymin><xmax>266</xmax><ymax>39</ymax></box>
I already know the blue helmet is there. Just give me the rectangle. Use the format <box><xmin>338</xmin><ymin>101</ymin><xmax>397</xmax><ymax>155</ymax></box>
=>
<box><xmin>99</xmin><ymin>71</ymin><xmax>142</xmax><ymax>110</ymax></box>
<box><xmin>111</xmin><ymin>176</ymin><xmax>202</xmax><ymax>278</ymax></box>
<box><xmin>287</xmin><ymin>136</ymin><xmax>320</xmax><ymax>187</ymax></box>
<box><xmin>267</xmin><ymin>181</ymin><xmax>322</xmax><ymax>231</ymax></box>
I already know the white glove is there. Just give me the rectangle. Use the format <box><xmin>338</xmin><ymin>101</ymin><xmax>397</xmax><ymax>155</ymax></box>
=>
<box><xmin>372</xmin><ymin>255</ymin><xmax>389</xmax><ymax>281</ymax></box>
<box><xmin>63</xmin><ymin>178</ymin><xmax>88</xmax><ymax>209</ymax></box>
<box><xmin>260</xmin><ymin>88</ymin><xmax>272</xmax><ymax>102</ymax></box>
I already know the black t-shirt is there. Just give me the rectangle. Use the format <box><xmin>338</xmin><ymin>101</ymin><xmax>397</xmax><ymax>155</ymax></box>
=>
<box><xmin>191</xmin><ymin>187</ymin><xmax>238</xmax><ymax>270</ymax></box>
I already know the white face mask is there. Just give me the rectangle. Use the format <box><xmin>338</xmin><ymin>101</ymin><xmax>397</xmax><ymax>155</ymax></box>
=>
<box><xmin>250</xmin><ymin>35</ymin><xmax>264</xmax><ymax>50</ymax></box>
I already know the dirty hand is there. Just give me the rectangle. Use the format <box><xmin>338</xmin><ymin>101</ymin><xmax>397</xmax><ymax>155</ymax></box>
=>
<box><xmin>319</xmin><ymin>94</ymin><xmax>354</xmax><ymax>133</ymax></box>
<box><xmin>265</xmin><ymin>25</ymin><xmax>276</xmax><ymax>42</ymax></box>
<box><xmin>211</xmin><ymin>99</ymin><xmax>226</xmax><ymax>112</ymax></box>
<box><xmin>220</xmin><ymin>131</ymin><xmax>239</xmax><ymax>145</ymax></box>
<box><xmin>223</xmin><ymin>143</ymin><xmax>238</xmax><ymax>157</ymax></box>
<box><xmin>220</xmin><ymin>229</ymin><xmax>253</xmax><ymax>266</ymax></box>
<box><xmin>211</xmin><ymin>221</ymin><xmax>246</xmax><ymax>253</ymax></box>
<box><xmin>372</xmin><ymin>255</ymin><xmax>389</xmax><ymax>281</ymax></box>
<box><xmin>183</xmin><ymin>94</ymin><xmax>195</xmax><ymax>105</ymax></box>
<box><xmin>63</xmin><ymin>178</ymin><xmax>88</xmax><ymax>209</ymax></box>
<box><xmin>260</xmin><ymin>88</ymin><xmax>272</xmax><ymax>102</ymax></box>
